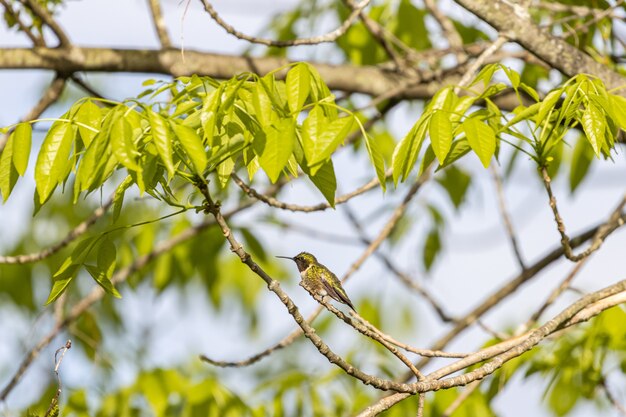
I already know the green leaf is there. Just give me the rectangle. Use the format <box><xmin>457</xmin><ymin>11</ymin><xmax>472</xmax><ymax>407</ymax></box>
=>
<box><xmin>45</xmin><ymin>264</ymin><xmax>79</xmax><ymax>305</ymax></box>
<box><xmin>171</xmin><ymin>122</ymin><xmax>207</xmax><ymax>174</ymax></box>
<box><xmin>392</xmin><ymin>115</ymin><xmax>429</xmax><ymax>185</ymax></box>
<box><xmin>286</xmin><ymin>63</ymin><xmax>311</xmax><ymax>113</ymax></box>
<box><xmin>439</xmin><ymin>138</ymin><xmax>471</xmax><ymax>169</ymax></box>
<box><xmin>97</xmin><ymin>238</ymin><xmax>117</xmax><ymax>277</ymax></box>
<box><xmin>35</xmin><ymin>120</ymin><xmax>74</xmax><ymax>203</ymax></box>
<box><xmin>309</xmin><ymin>159</ymin><xmax>336</xmax><ymax>207</ymax></box>
<box><xmin>580</xmin><ymin>104</ymin><xmax>605</xmax><ymax>157</ymax></box>
<box><xmin>436</xmin><ymin>165</ymin><xmax>471</xmax><ymax>209</ymax></box>
<box><xmin>111</xmin><ymin>116</ymin><xmax>141</xmax><ymax>171</ymax></box>
<box><xmin>569</xmin><ymin>135</ymin><xmax>594</xmax><ymax>193</ymax></box>
<box><xmin>0</xmin><ymin>132</ymin><xmax>18</xmax><ymax>202</ymax></box>
<box><xmin>363</xmin><ymin>131</ymin><xmax>387</xmax><ymax>192</ymax></box>
<box><xmin>462</xmin><ymin>117</ymin><xmax>496</xmax><ymax>168</ymax></box>
<box><xmin>12</xmin><ymin>123</ymin><xmax>32</xmax><ymax>176</ymax></box>
<box><xmin>85</xmin><ymin>265</ymin><xmax>121</xmax><ymax>298</ymax></box>
<box><xmin>257</xmin><ymin>118</ymin><xmax>295</xmax><ymax>183</ymax></box>
<box><xmin>148</xmin><ymin>110</ymin><xmax>175</xmax><ymax>176</ymax></box>
<box><xmin>423</xmin><ymin>228</ymin><xmax>441</xmax><ymax>271</ymax></box>
<box><xmin>74</xmin><ymin>100</ymin><xmax>101</xmax><ymax>147</ymax></box>
<box><xmin>112</xmin><ymin>175</ymin><xmax>133</xmax><ymax>223</ymax></box>
<box><xmin>429</xmin><ymin>111</ymin><xmax>453</xmax><ymax>163</ymax></box>
<box><xmin>536</xmin><ymin>89</ymin><xmax>562</xmax><ymax>128</ymax></box>
<box><xmin>307</xmin><ymin>114</ymin><xmax>354</xmax><ymax>168</ymax></box>
<box><xmin>608</xmin><ymin>94</ymin><xmax>626</xmax><ymax>130</ymax></box>
<box><xmin>240</xmin><ymin>228</ymin><xmax>268</xmax><ymax>262</ymax></box>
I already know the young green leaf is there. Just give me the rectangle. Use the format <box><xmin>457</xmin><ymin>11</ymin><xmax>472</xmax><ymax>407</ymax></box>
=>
<box><xmin>45</xmin><ymin>264</ymin><xmax>79</xmax><ymax>305</ymax></box>
<box><xmin>580</xmin><ymin>104</ymin><xmax>605</xmax><ymax>157</ymax></box>
<box><xmin>363</xmin><ymin>131</ymin><xmax>387</xmax><ymax>192</ymax></box>
<box><xmin>0</xmin><ymin>132</ymin><xmax>18</xmax><ymax>202</ymax></box>
<box><xmin>307</xmin><ymin>115</ymin><xmax>355</xmax><ymax>168</ymax></box>
<box><xmin>569</xmin><ymin>136</ymin><xmax>594</xmax><ymax>193</ymax></box>
<box><xmin>171</xmin><ymin>122</ymin><xmax>207</xmax><ymax>174</ymax></box>
<box><xmin>35</xmin><ymin>121</ymin><xmax>75</xmax><ymax>203</ymax></box>
<box><xmin>392</xmin><ymin>115</ymin><xmax>429</xmax><ymax>185</ymax></box>
<box><xmin>286</xmin><ymin>63</ymin><xmax>311</xmax><ymax>113</ymax></box>
<box><xmin>12</xmin><ymin>123</ymin><xmax>32</xmax><ymax>176</ymax></box>
<box><xmin>462</xmin><ymin>117</ymin><xmax>496</xmax><ymax>168</ymax></box>
<box><xmin>423</xmin><ymin>228</ymin><xmax>441</xmax><ymax>271</ymax></box>
<box><xmin>148</xmin><ymin>110</ymin><xmax>175</xmax><ymax>176</ymax></box>
<box><xmin>309</xmin><ymin>159</ymin><xmax>336</xmax><ymax>207</ymax></box>
<box><xmin>429</xmin><ymin>110</ymin><xmax>453</xmax><ymax>163</ymax></box>
<box><xmin>257</xmin><ymin>118</ymin><xmax>295</xmax><ymax>183</ymax></box>
<box><xmin>74</xmin><ymin>100</ymin><xmax>102</xmax><ymax>147</ymax></box>
<box><xmin>111</xmin><ymin>116</ymin><xmax>141</xmax><ymax>171</ymax></box>
<box><xmin>85</xmin><ymin>265</ymin><xmax>121</xmax><ymax>298</ymax></box>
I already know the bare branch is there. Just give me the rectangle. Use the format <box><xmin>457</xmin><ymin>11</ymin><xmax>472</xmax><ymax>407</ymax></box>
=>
<box><xmin>491</xmin><ymin>165</ymin><xmax>526</xmax><ymax>270</ymax></box>
<box><xmin>343</xmin><ymin>205</ymin><xmax>454</xmax><ymax>323</ymax></box>
<box><xmin>0</xmin><ymin>0</ymin><xmax>44</xmax><ymax>46</ymax></box>
<box><xmin>231</xmin><ymin>171</ymin><xmax>386</xmax><ymax>212</ymax></box>
<box><xmin>199</xmin><ymin>0</ymin><xmax>370</xmax><ymax>47</ymax></box>
<box><xmin>202</xmin><ymin>172</ymin><xmax>430</xmax><ymax>367</ymax></box>
<box><xmin>424</xmin><ymin>0</ymin><xmax>463</xmax><ymax>50</ymax></box>
<box><xmin>0</xmin><ymin>200</ymin><xmax>258</xmax><ymax>401</ymax></box>
<box><xmin>18</xmin><ymin>0</ymin><xmax>70</xmax><ymax>46</ymax></box>
<box><xmin>541</xmin><ymin>167</ymin><xmax>626</xmax><ymax>262</ymax></box>
<box><xmin>455</xmin><ymin>36</ymin><xmax>507</xmax><ymax>94</ymax></box>
<box><xmin>147</xmin><ymin>0</ymin><xmax>171</xmax><ymax>48</ymax></box>
<box><xmin>198</xmin><ymin>182</ymin><xmax>418</xmax><ymax>393</ymax></box>
<box><xmin>0</xmin><ymin>197</ymin><xmax>113</xmax><ymax>265</ymax></box>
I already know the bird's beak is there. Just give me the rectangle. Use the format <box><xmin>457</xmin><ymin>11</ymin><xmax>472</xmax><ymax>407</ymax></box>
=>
<box><xmin>275</xmin><ymin>255</ymin><xmax>294</xmax><ymax>260</ymax></box>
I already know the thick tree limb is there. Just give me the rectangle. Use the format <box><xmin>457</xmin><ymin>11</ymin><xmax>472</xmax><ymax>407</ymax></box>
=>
<box><xmin>454</xmin><ymin>0</ymin><xmax>626</xmax><ymax>90</ymax></box>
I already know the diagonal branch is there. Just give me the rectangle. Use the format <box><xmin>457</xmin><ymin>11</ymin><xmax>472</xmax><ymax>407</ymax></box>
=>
<box><xmin>0</xmin><ymin>197</ymin><xmax>113</xmax><ymax>265</ymax></box>
<box><xmin>147</xmin><ymin>0</ymin><xmax>171</xmax><ymax>48</ymax></box>
<box><xmin>0</xmin><ymin>0</ymin><xmax>44</xmax><ymax>46</ymax></box>
<box><xmin>202</xmin><ymin>172</ymin><xmax>430</xmax><ymax>367</ymax></box>
<box><xmin>199</xmin><ymin>0</ymin><xmax>370</xmax><ymax>47</ymax></box>
<box><xmin>541</xmin><ymin>167</ymin><xmax>626</xmax><ymax>262</ymax></box>
<box><xmin>197</xmin><ymin>181</ymin><xmax>417</xmax><ymax>393</ymax></box>
<box><xmin>19</xmin><ymin>0</ymin><xmax>70</xmax><ymax>46</ymax></box>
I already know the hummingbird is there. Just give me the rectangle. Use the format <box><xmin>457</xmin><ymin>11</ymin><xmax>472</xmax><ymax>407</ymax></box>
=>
<box><xmin>276</xmin><ymin>252</ymin><xmax>356</xmax><ymax>311</ymax></box>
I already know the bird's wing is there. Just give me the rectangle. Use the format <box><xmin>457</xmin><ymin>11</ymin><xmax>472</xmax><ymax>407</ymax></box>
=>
<box><xmin>320</xmin><ymin>269</ymin><xmax>356</xmax><ymax>311</ymax></box>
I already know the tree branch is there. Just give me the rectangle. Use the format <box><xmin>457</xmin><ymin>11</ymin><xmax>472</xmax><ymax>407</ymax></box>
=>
<box><xmin>199</xmin><ymin>0</ymin><xmax>370</xmax><ymax>47</ymax></box>
<box><xmin>541</xmin><ymin>167</ymin><xmax>626</xmax><ymax>262</ymax></box>
<box><xmin>18</xmin><ymin>0</ymin><xmax>70</xmax><ymax>47</ymax></box>
<box><xmin>147</xmin><ymin>0</ymin><xmax>171</xmax><ymax>48</ymax></box>
<box><xmin>453</xmin><ymin>0</ymin><xmax>626</xmax><ymax>91</ymax></box>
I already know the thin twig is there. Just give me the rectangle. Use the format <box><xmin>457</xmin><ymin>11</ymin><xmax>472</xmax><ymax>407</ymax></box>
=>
<box><xmin>199</xmin><ymin>0</ymin><xmax>370</xmax><ymax>47</ymax></box>
<box><xmin>0</xmin><ymin>197</ymin><xmax>113</xmax><ymax>264</ymax></box>
<box><xmin>0</xmin><ymin>0</ymin><xmax>44</xmax><ymax>46</ymax></box>
<box><xmin>454</xmin><ymin>36</ymin><xmax>507</xmax><ymax>94</ymax></box>
<box><xmin>416</xmin><ymin>393</ymin><xmax>426</xmax><ymax>417</ymax></box>
<box><xmin>565</xmin><ymin>0</ymin><xmax>625</xmax><ymax>37</ymax></box>
<box><xmin>343</xmin><ymin>204</ymin><xmax>454</xmax><ymax>323</ymax></box>
<box><xmin>441</xmin><ymin>380</ymin><xmax>482</xmax><ymax>417</ymax></box>
<box><xmin>491</xmin><ymin>165</ymin><xmax>526</xmax><ymax>270</ymax></box>
<box><xmin>0</xmin><ymin>200</ymin><xmax>258</xmax><ymax>401</ymax></box>
<box><xmin>0</xmin><ymin>75</ymin><xmax>67</xmax><ymax>153</ymax></box>
<box><xmin>355</xmin><ymin>279</ymin><xmax>626</xmax><ymax>415</ymax></box>
<box><xmin>43</xmin><ymin>340</ymin><xmax>71</xmax><ymax>417</ymax></box>
<box><xmin>525</xmin><ymin>258</ymin><xmax>588</xmax><ymax>326</ymax></box>
<box><xmin>350</xmin><ymin>311</ymin><xmax>467</xmax><ymax>358</ymax></box>
<box><xmin>147</xmin><ymin>0</ymin><xmax>172</xmax><ymax>48</ymax></box>
<box><xmin>600</xmin><ymin>376</ymin><xmax>626</xmax><ymax>416</ymax></box>
<box><xmin>541</xmin><ymin>167</ymin><xmax>626</xmax><ymax>262</ymax></box>
<box><xmin>231</xmin><ymin>170</ymin><xmax>387</xmax><ymax>212</ymax></box>
<box><xmin>312</xmin><ymin>293</ymin><xmax>425</xmax><ymax>380</ymax></box>
<box><xmin>424</xmin><ymin>0</ymin><xmax>463</xmax><ymax>50</ymax></box>
<box><xmin>202</xmin><ymin>172</ymin><xmax>430</xmax><ymax>367</ymax></box>
<box><xmin>198</xmin><ymin>182</ymin><xmax>417</xmax><ymax>393</ymax></box>
<box><xmin>19</xmin><ymin>0</ymin><xmax>70</xmax><ymax>46</ymax></box>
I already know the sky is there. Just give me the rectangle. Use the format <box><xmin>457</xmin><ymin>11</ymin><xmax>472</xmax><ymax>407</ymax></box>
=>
<box><xmin>0</xmin><ymin>0</ymin><xmax>625</xmax><ymax>416</ymax></box>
